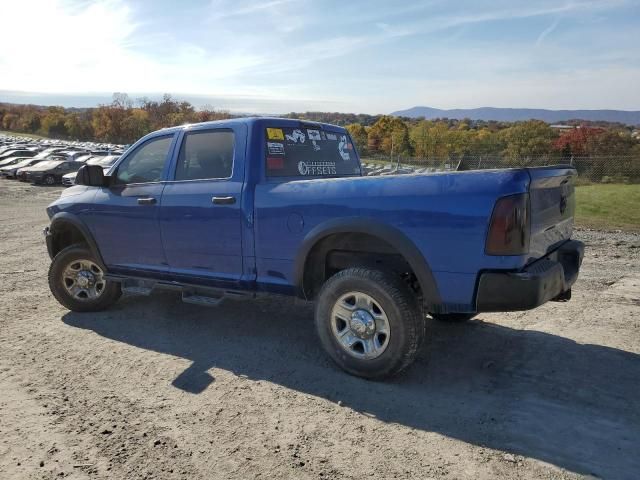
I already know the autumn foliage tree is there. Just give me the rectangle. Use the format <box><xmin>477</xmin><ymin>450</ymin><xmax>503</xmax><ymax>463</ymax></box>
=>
<box><xmin>367</xmin><ymin>116</ymin><xmax>412</xmax><ymax>156</ymax></box>
<box><xmin>553</xmin><ymin>126</ymin><xmax>605</xmax><ymax>156</ymax></box>
<box><xmin>346</xmin><ymin>123</ymin><xmax>368</xmax><ymax>156</ymax></box>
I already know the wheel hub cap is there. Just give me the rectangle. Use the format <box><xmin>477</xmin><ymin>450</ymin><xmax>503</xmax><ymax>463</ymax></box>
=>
<box><xmin>76</xmin><ymin>271</ymin><xmax>95</xmax><ymax>288</ymax></box>
<box><xmin>330</xmin><ymin>291</ymin><xmax>391</xmax><ymax>360</ymax></box>
<box><xmin>350</xmin><ymin>309</ymin><xmax>376</xmax><ymax>338</ymax></box>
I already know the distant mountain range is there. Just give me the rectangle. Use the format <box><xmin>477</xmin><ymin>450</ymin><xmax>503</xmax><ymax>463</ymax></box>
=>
<box><xmin>391</xmin><ymin>106</ymin><xmax>640</xmax><ymax>125</ymax></box>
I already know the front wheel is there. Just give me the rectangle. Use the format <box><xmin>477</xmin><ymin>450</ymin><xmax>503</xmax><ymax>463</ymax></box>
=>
<box><xmin>44</xmin><ymin>174</ymin><xmax>56</xmax><ymax>185</ymax></box>
<box><xmin>48</xmin><ymin>245</ymin><xmax>121</xmax><ymax>312</ymax></box>
<box><xmin>315</xmin><ymin>268</ymin><xmax>426</xmax><ymax>379</ymax></box>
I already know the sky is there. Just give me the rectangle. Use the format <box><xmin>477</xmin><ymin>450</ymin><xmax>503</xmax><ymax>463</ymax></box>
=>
<box><xmin>0</xmin><ymin>0</ymin><xmax>639</xmax><ymax>113</ymax></box>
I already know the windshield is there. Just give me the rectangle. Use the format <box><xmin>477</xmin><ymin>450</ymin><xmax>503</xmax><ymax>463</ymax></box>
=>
<box><xmin>264</xmin><ymin>126</ymin><xmax>361</xmax><ymax>178</ymax></box>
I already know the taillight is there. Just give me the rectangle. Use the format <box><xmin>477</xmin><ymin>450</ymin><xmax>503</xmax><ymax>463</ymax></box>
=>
<box><xmin>486</xmin><ymin>193</ymin><xmax>530</xmax><ymax>255</ymax></box>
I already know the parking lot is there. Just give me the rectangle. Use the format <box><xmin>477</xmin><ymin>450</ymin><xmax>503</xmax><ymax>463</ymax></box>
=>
<box><xmin>0</xmin><ymin>181</ymin><xmax>639</xmax><ymax>480</ymax></box>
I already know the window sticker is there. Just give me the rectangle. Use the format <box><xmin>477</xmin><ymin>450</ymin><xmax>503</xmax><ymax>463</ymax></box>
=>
<box><xmin>338</xmin><ymin>135</ymin><xmax>351</xmax><ymax>161</ymax></box>
<box><xmin>267</xmin><ymin>157</ymin><xmax>284</xmax><ymax>169</ymax></box>
<box><xmin>285</xmin><ymin>129</ymin><xmax>306</xmax><ymax>143</ymax></box>
<box><xmin>298</xmin><ymin>161</ymin><xmax>337</xmax><ymax>176</ymax></box>
<box><xmin>267</xmin><ymin>128</ymin><xmax>284</xmax><ymax>140</ymax></box>
<box><xmin>307</xmin><ymin>129</ymin><xmax>321</xmax><ymax>141</ymax></box>
<box><xmin>267</xmin><ymin>142</ymin><xmax>285</xmax><ymax>155</ymax></box>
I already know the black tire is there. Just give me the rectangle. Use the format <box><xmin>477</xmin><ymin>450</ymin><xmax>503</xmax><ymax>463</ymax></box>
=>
<box><xmin>430</xmin><ymin>313</ymin><xmax>476</xmax><ymax>322</ymax></box>
<box><xmin>48</xmin><ymin>244</ymin><xmax>121</xmax><ymax>312</ymax></box>
<box><xmin>44</xmin><ymin>174</ymin><xmax>56</xmax><ymax>185</ymax></box>
<box><xmin>315</xmin><ymin>268</ymin><xmax>426</xmax><ymax>379</ymax></box>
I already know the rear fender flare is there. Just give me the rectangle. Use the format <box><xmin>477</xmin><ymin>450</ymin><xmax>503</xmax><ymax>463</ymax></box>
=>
<box><xmin>293</xmin><ymin>217</ymin><xmax>441</xmax><ymax>309</ymax></box>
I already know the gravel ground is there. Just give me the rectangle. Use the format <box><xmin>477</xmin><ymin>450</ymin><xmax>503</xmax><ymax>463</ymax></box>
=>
<box><xmin>0</xmin><ymin>181</ymin><xmax>639</xmax><ymax>480</ymax></box>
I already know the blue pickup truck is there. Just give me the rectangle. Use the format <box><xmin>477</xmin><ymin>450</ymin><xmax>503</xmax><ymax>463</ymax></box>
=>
<box><xmin>44</xmin><ymin>118</ymin><xmax>584</xmax><ymax>378</ymax></box>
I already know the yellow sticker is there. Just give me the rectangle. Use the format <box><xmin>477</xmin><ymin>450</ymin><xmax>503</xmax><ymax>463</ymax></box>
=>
<box><xmin>266</xmin><ymin>128</ymin><xmax>284</xmax><ymax>140</ymax></box>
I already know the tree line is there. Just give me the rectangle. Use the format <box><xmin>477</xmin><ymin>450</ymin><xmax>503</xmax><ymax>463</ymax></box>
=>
<box><xmin>1</xmin><ymin>94</ymin><xmax>638</xmax><ymax>164</ymax></box>
<box><xmin>0</xmin><ymin>93</ymin><xmax>232</xmax><ymax>144</ymax></box>
<box><xmin>344</xmin><ymin>116</ymin><xmax>639</xmax><ymax>163</ymax></box>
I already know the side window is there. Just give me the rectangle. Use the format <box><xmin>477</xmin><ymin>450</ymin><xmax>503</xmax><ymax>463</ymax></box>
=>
<box><xmin>174</xmin><ymin>130</ymin><xmax>234</xmax><ymax>181</ymax></box>
<box><xmin>115</xmin><ymin>135</ymin><xmax>173</xmax><ymax>184</ymax></box>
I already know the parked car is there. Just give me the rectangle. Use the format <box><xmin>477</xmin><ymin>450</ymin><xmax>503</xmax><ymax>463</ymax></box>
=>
<box><xmin>0</xmin><ymin>156</ymin><xmax>34</xmax><ymax>169</ymax></box>
<box><xmin>62</xmin><ymin>155</ymin><xmax>120</xmax><ymax>186</ymax></box>
<box><xmin>0</xmin><ymin>158</ymin><xmax>46</xmax><ymax>178</ymax></box>
<box><xmin>23</xmin><ymin>160</ymin><xmax>83</xmax><ymax>185</ymax></box>
<box><xmin>87</xmin><ymin>154</ymin><xmax>120</xmax><ymax>168</ymax></box>
<box><xmin>32</xmin><ymin>147</ymin><xmax>67</xmax><ymax>160</ymax></box>
<box><xmin>45</xmin><ymin>118</ymin><xmax>584</xmax><ymax>378</ymax></box>
<box><xmin>16</xmin><ymin>158</ymin><xmax>67</xmax><ymax>181</ymax></box>
<box><xmin>0</xmin><ymin>149</ymin><xmax>38</xmax><ymax>162</ymax></box>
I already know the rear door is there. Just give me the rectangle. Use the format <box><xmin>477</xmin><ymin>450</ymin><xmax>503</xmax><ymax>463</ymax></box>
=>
<box><xmin>527</xmin><ymin>166</ymin><xmax>576</xmax><ymax>261</ymax></box>
<box><xmin>159</xmin><ymin>124</ymin><xmax>247</xmax><ymax>286</ymax></box>
<box><xmin>84</xmin><ymin>134</ymin><xmax>176</xmax><ymax>273</ymax></box>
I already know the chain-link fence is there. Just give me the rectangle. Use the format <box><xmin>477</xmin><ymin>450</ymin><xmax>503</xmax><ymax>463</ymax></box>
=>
<box><xmin>360</xmin><ymin>154</ymin><xmax>640</xmax><ymax>184</ymax></box>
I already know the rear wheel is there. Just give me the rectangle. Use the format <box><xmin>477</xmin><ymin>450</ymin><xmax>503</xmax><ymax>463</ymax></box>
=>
<box><xmin>48</xmin><ymin>245</ymin><xmax>121</xmax><ymax>312</ymax></box>
<box><xmin>315</xmin><ymin>268</ymin><xmax>426</xmax><ymax>379</ymax></box>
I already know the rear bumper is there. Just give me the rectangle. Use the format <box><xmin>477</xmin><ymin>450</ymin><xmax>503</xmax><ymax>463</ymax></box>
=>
<box><xmin>476</xmin><ymin>239</ymin><xmax>584</xmax><ymax>312</ymax></box>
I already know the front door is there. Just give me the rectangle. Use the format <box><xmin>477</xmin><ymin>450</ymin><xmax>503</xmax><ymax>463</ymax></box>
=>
<box><xmin>84</xmin><ymin>134</ymin><xmax>175</xmax><ymax>273</ymax></box>
<box><xmin>159</xmin><ymin>126</ymin><xmax>246</xmax><ymax>286</ymax></box>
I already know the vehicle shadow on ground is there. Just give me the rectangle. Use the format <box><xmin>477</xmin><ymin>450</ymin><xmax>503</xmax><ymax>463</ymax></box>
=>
<box><xmin>63</xmin><ymin>293</ymin><xmax>640</xmax><ymax>480</ymax></box>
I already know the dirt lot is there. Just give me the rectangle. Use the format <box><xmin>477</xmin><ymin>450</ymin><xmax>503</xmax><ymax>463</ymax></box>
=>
<box><xmin>0</xmin><ymin>181</ymin><xmax>639</xmax><ymax>480</ymax></box>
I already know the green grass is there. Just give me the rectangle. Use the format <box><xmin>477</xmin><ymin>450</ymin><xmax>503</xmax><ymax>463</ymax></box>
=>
<box><xmin>575</xmin><ymin>184</ymin><xmax>640</xmax><ymax>231</ymax></box>
<box><xmin>0</xmin><ymin>130</ymin><xmax>47</xmax><ymax>139</ymax></box>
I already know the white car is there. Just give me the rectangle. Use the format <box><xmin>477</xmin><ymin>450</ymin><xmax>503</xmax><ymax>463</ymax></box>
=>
<box><xmin>62</xmin><ymin>155</ymin><xmax>119</xmax><ymax>186</ymax></box>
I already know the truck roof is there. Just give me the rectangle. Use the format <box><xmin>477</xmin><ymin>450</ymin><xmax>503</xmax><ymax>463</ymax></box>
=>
<box><xmin>157</xmin><ymin>117</ymin><xmax>348</xmax><ymax>135</ymax></box>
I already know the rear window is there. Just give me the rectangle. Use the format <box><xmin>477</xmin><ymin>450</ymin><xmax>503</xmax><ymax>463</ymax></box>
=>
<box><xmin>265</xmin><ymin>126</ymin><xmax>360</xmax><ymax>177</ymax></box>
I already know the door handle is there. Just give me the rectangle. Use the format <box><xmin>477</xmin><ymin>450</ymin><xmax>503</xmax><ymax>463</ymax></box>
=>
<box><xmin>137</xmin><ymin>197</ymin><xmax>157</xmax><ymax>205</ymax></box>
<box><xmin>212</xmin><ymin>196</ymin><xmax>236</xmax><ymax>205</ymax></box>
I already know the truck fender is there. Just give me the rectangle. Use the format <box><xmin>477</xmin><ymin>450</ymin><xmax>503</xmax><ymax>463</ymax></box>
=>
<box><xmin>47</xmin><ymin>212</ymin><xmax>106</xmax><ymax>268</ymax></box>
<box><xmin>293</xmin><ymin>217</ymin><xmax>441</xmax><ymax>309</ymax></box>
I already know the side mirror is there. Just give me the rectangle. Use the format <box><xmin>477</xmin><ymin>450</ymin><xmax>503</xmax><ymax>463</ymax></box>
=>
<box><xmin>75</xmin><ymin>164</ymin><xmax>108</xmax><ymax>187</ymax></box>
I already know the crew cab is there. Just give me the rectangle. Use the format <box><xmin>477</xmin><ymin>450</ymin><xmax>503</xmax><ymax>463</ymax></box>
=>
<box><xmin>44</xmin><ymin>118</ymin><xmax>584</xmax><ymax>378</ymax></box>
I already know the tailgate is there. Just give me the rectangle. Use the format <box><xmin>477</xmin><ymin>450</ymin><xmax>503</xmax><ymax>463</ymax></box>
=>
<box><xmin>527</xmin><ymin>165</ymin><xmax>576</xmax><ymax>262</ymax></box>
